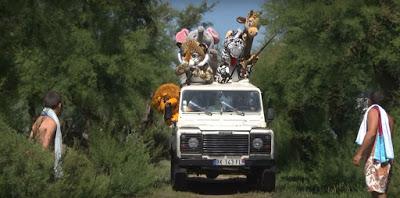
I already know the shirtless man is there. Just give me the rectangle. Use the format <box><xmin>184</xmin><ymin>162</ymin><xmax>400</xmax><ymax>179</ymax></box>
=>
<box><xmin>353</xmin><ymin>91</ymin><xmax>395</xmax><ymax>198</ymax></box>
<box><xmin>29</xmin><ymin>91</ymin><xmax>62</xmax><ymax>150</ymax></box>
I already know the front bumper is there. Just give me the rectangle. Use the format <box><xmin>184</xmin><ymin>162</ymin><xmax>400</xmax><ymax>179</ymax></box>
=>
<box><xmin>176</xmin><ymin>158</ymin><xmax>275</xmax><ymax>168</ymax></box>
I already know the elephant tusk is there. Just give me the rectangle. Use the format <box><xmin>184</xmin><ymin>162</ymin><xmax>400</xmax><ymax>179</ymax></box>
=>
<box><xmin>198</xmin><ymin>54</ymin><xmax>210</xmax><ymax>67</ymax></box>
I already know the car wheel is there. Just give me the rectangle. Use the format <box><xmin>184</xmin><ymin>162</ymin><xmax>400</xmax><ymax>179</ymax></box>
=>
<box><xmin>259</xmin><ymin>169</ymin><xmax>275</xmax><ymax>192</ymax></box>
<box><xmin>246</xmin><ymin>173</ymin><xmax>258</xmax><ymax>186</ymax></box>
<box><xmin>206</xmin><ymin>172</ymin><xmax>218</xmax><ymax>179</ymax></box>
<box><xmin>170</xmin><ymin>156</ymin><xmax>187</xmax><ymax>191</ymax></box>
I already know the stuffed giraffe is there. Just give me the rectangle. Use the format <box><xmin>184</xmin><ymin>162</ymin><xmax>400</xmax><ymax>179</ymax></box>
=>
<box><xmin>236</xmin><ymin>10</ymin><xmax>262</xmax><ymax>78</ymax></box>
<box><xmin>236</xmin><ymin>10</ymin><xmax>261</xmax><ymax>60</ymax></box>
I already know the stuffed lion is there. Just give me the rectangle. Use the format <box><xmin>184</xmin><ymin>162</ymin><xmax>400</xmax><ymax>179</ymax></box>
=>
<box><xmin>152</xmin><ymin>83</ymin><xmax>180</xmax><ymax>126</ymax></box>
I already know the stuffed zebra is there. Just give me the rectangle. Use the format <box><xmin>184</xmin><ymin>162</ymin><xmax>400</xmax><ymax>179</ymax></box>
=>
<box><xmin>216</xmin><ymin>29</ymin><xmax>245</xmax><ymax>83</ymax></box>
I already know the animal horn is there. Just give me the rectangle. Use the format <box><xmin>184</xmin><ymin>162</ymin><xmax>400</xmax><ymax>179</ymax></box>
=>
<box><xmin>177</xmin><ymin>52</ymin><xmax>183</xmax><ymax>63</ymax></box>
<box><xmin>198</xmin><ymin>54</ymin><xmax>210</xmax><ymax>67</ymax></box>
<box><xmin>234</xmin><ymin>29</ymin><xmax>243</xmax><ymax>39</ymax></box>
<box><xmin>249</xmin><ymin>10</ymin><xmax>254</xmax><ymax>17</ymax></box>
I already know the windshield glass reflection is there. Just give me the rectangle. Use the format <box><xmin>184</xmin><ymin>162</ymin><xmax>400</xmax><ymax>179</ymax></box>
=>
<box><xmin>181</xmin><ymin>90</ymin><xmax>261</xmax><ymax>113</ymax></box>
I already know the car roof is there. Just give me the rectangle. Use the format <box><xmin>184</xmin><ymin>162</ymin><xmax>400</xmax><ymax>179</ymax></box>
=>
<box><xmin>181</xmin><ymin>80</ymin><xmax>261</xmax><ymax>92</ymax></box>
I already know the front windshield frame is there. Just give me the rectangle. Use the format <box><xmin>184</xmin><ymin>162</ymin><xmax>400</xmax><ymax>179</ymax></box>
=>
<box><xmin>180</xmin><ymin>90</ymin><xmax>262</xmax><ymax>114</ymax></box>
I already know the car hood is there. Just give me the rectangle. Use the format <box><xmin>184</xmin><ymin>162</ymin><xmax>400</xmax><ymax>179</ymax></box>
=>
<box><xmin>177</xmin><ymin>113</ymin><xmax>266</xmax><ymax>130</ymax></box>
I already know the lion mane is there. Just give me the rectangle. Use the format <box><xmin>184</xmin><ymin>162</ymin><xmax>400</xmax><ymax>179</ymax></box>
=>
<box><xmin>152</xmin><ymin>83</ymin><xmax>180</xmax><ymax>110</ymax></box>
<box><xmin>151</xmin><ymin>83</ymin><xmax>180</xmax><ymax>125</ymax></box>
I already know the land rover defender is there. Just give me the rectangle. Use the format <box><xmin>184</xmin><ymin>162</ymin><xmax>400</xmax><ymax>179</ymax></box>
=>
<box><xmin>170</xmin><ymin>80</ymin><xmax>275</xmax><ymax>191</ymax></box>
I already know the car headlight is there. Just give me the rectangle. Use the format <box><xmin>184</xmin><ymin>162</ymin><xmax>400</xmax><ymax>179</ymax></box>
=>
<box><xmin>252</xmin><ymin>137</ymin><xmax>263</xmax><ymax>149</ymax></box>
<box><xmin>188</xmin><ymin>137</ymin><xmax>199</xmax><ymax>148</ymax></box>
<box><xmin>250</xmin><ymin>133</ymin><xmax>272</xmax><ymax>154</ymax></box>
<box><xmin>180</xmin><ymin>134</ymin><xmax>202</xmax><ymax>153</ymax></box>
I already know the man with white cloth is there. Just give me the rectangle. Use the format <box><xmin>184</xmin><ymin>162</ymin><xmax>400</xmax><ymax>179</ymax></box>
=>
<box><xmin>30</xmin><ymin>91</ymin><xmax>64</xmax><ymax>178</ymax></box>
<box><xmin>353</xmin><ymin>91</ymin><xmax>395</xmax><ymax>198</ymax></box>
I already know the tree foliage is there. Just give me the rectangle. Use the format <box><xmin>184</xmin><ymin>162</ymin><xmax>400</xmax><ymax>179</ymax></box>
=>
<box><xmin>0</xmin><ymin>0</ymin><xmax>214</xmax><ymax>196</ymax></box>
<box><xmin>0</xmin><ymin>121</ymin><xmax>157</xmax><ymax>197</ymax></box>
<box><xmin>253</xmin><ymin>0</ymin><xmax>400</xmax><ymax>193</ymax></box>
<box><xmin>174</xmin><ymin>1</ymin><xmax>216</xmax><ymax>32</ymax></box>
<box><xmin>1</xmin><ymin>0</ymin><xmax>179</xmax><ymax>141</ymax></box>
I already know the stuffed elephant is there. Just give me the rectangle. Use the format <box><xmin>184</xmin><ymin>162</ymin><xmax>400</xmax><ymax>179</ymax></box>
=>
<box><xmin>187</xmin><ymin>26</ymin><xmax>219</xmax><ymax>49</ymax></box>
<box><xmin>187</xmin><ymin>26</ymin><xmax>220</xmax><ymax>72</ymax></box>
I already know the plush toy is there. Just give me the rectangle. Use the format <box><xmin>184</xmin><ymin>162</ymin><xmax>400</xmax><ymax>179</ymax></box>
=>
<box><xmin>175</xmin><ymin>39</ymin><xmax>214</xmax><ymax>85</ymax></box>
<box><xmin>176</xmin><ymin>27</ymin><xmax>219</xmax><ymax>74</ymax></box>
<box><xmin>175</xmin><ymin>28</ymin><xmax>189</xmax><ymax>63</ymax></box>
<box><xmin>187</xmin><ymin>26</ymin><xmax>220</xmax><ymax>73</ymax></box>
<box><xmin>152</xmin><ymin>83</ymin><xmax>180</xmax><ymax>126</ymax></box>
<box><xmin>216</xmin><ymin>29</ymin><xmax>245</xmax><ymax>83</ymax></box>
<box><xmin>236</xmin><ymin>10</ymin><xmax>261</xmax><ymax>60</ymax></box>
<box><xmin>187</xmin><ymin>26</ymin><xmax>220</xmax><ymax>50</ymax></box>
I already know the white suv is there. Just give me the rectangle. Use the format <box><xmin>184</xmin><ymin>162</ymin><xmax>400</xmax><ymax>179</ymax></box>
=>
<box><xmin>170</xmin><ymin>80</ymin><xmax>275</xmax><ymax>191</ymax></box>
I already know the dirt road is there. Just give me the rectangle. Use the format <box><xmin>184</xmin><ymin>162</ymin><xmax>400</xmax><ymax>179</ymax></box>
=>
<box><xmin>148</xmin><ymin>161</ymin><xmax>367</xmax><ymax>198</ymax></box>
<box><xmin>150</xmin><ymin>175</ymin><xmax>274</xmax><ymax>198</ymax></box>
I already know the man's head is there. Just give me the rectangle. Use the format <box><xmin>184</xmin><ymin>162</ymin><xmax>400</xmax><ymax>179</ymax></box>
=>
<box><xmin>43</xmin><ymin>91</ymin><xmax>62</xmax><ymax>115</ymax></box>
<box><xmin>368</xmin><ymin>90</ymin><xmax>384</xmax><ymax>106</ymax></box>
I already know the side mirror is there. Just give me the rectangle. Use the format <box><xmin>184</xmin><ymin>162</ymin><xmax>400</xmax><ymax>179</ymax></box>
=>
<box><xmin>267</xmin><ymin>107</ymin><xmax>274</xmax><ymax>121</ymax></box>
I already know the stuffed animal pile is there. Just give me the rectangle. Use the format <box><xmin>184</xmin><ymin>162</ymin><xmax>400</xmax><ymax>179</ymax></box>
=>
<box><xmin>153</xmin><ymin>10</ymin><xmax>264</xmax><ymax>126</ymax></box>
<box><xmin>175</xmin><ymin>10</ymin><xmax>262</xmax><ymax>86</ymax></box>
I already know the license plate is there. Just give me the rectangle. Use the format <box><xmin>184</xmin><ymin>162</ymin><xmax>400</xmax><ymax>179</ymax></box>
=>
<box><xmin>213</xmin><ymin>158</ymin><xmax>245</xmax><ymax>166</ymax></box>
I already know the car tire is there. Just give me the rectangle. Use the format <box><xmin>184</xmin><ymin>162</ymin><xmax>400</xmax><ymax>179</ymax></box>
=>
<box><xmin>170</xmin><ymin>156</ymin><xmax>187</xmax><ymax>191</ymax></box>
<box><xmin>246</xmin><ymin>173</ymin><xmax>258</xmax><ymax>186</ymax></box>
<box><xmin>206</xmin><ymin>172</ymin><xmax>218</xmax><ymax>179</ymax></box>
<box><xmin>259</xmin><ymin>169</ymin><xmax>275</xmax><ymax>192</ymax></box>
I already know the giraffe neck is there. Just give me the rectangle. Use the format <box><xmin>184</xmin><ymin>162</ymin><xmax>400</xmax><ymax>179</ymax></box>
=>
<box><xmin>243</xmin><ymin>32</ymin><xmax>254</xmax><ymax>60</ymax></box>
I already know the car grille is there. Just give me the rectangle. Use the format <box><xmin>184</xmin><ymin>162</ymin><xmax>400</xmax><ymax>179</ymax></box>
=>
<box><xmin>202</xmin><ymin>134</ymin><xmax>249</xmax><ymax>156</ymax></box>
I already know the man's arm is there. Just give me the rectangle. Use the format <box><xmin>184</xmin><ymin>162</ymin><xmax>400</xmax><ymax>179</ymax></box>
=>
<box><xmin>39</xmin><ymin>118</ymin><xmax>57</xmax><ymax>149</ymax></box>
<box><xmin>353</xmin><ymin>108</ymin><xmax>378</xmax><ymax>166</ymax></box>
<box><xmin>30</xmin><ymin>117</ymin><xmax>41</xmax><ymax>139</ymax></box>
<box><xmin>29</xmin><ymin>128</ymin><xmax>34</xmax><ymax>139</ymax></box>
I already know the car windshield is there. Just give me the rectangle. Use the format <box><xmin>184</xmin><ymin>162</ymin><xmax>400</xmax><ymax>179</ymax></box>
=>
<box><xmin>181</xmin><ymin>90</ymin><xmax>261</xmax><ymax>114</ymax></box>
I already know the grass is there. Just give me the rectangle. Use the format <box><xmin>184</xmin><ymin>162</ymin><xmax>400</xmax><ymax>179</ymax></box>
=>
<box><xmin>147</xmin><ymin>160</ymin><xmax>370</xmax><ymax>198</ymax></box>
<box><xmin>148</xmin><ymin>185</ymin><xmax>368</xmax><ymax>198</ymax></box>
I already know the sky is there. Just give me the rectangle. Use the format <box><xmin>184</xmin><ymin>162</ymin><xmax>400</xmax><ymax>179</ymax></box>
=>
<box><xmin>169</xmin><ymin>0</ymin><xmax>267</xmax><ymax>48</ymax></box>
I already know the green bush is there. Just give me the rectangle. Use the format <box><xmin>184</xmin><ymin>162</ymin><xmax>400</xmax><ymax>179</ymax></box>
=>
<box><xmin>44</xmin><ymin>149</ymin><xmax>109</xmax><ymax>198</ymax></box>
<box><xmin>0</xmin><ymin>119</ymin><xmax>158</xmax><ymax>197</ymax></box>
<box><xmin>387</xmin><ymin>107</ymin><xmax>400</xmax><ymax>196</ymax></box>
<box><xmin>89</xmin><ymin>128</ymin><xmax>157</xmax><ymax>197</ymax></box>
<box><xmin>270</xmin><ymin>109</ymin><xmax>364</xmax><ymax>192</ymax></box>
<box><xmin>142</xmin><ymin>124</ymin><xmax>173</xmax><ymax>162</ymax></box>
<box><xmin>0</xmin><ymin>120</ymin><xmax>53</xmax><ymax>198</ymax></box>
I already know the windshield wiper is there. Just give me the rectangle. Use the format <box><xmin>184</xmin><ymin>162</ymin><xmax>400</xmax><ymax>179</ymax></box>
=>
<box><xmin>220</xmin><ymin>101</ymin><xmax>245</xmax><ymax>116</ymax></box>
<box><xmin>188</xmin><ymin>101</ymin><xmax>212</xmax><ymax>116</ymax></box>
